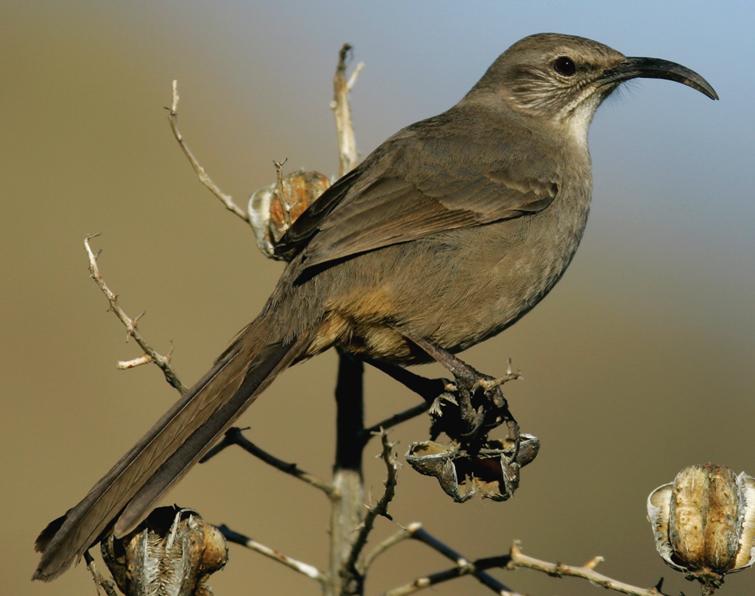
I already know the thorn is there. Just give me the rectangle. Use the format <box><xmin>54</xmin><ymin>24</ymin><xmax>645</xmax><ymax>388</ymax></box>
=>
<box><xmin>346</xmin><ymin>62</ymin><xmax>365</xmax><ymax>91</ymax></box>
<box><xmin>510</xmin><ymin>540</ymin><xmax>522</xmax><ymax>558</ymax></box>
<box><xmin>583</xmin><ymin>555</ymin><xmax>604</xmax><ymax>570</ymax></box>
<box><xmin>170</xmin><ymin>79</ymin><xmax>179</xmax><ymax>115</ymax></box>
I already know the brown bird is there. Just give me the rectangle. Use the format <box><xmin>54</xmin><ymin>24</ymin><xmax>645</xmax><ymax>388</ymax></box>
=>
<box><xmin>33</xmin><ymin>33</ymin><xmax>717</xmax><ymax>581</ymax></box>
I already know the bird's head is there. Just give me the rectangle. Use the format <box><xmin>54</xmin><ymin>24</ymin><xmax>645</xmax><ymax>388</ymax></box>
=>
<box><xmin>470</xmin><ymin>33</ymin><xmax>718</xmax><ymax>145</ymax></box>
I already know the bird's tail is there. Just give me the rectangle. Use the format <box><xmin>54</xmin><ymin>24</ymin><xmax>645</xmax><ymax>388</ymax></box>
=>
<box><xmin>33</xmin><ymin>310</ymin><xmax>312</xmax><ymax>581</ymax></box>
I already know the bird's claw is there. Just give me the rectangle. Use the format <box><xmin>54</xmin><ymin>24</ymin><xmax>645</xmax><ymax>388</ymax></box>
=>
<box><xmin>473</xmin><ymin>371</ymin><xmax>521</xmax><ymax>394</ymax></box>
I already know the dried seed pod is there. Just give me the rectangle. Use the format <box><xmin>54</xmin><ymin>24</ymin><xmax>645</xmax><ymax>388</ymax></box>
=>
<box><xmin>101</xmin><ymin>506</ymin><xmax>228</xmax><ymax>596</ymax></box>
<box><xmin>406</xmin><ymin>434</ymin><xmax>539</xmax><ymax>502</ymax></box>
<box><xmin>647</xmin><ymin>464</ymin><xmax>755</xmax><ymax>591</ymax></box>
<box><xmin>248</xmin><ymin>170</ymin><xmax>330</xmax><ymax>258</ymax></box>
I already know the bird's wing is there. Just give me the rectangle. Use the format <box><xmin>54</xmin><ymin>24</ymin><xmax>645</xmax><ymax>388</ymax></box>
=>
<box><xmin>275</xmin><ymin>120</ymin><xmax>558</xmax><ymax>271</ymax></box>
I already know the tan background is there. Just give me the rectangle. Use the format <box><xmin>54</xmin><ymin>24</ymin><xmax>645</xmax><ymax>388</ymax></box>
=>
<box><xmin>2</xmin><ymin>2</ymin><xmax>754</xmax><ymax>595</ymax></box>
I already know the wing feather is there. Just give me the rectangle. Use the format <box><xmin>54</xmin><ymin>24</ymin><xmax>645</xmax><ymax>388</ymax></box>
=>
<box><xmin>275</xmin><ymin>112</ymin><xmax>559</xmax><ymax>271</ymax></box>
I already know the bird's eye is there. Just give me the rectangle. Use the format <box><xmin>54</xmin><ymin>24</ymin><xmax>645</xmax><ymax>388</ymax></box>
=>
<box><xmin>553</xmin><ymin>56</ymin><xmax>576</xmax><ymax>76</ymax></box>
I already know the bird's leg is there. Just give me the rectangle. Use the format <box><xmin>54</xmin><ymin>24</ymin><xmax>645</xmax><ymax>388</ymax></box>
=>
<box><xmin>365</xmin><ymin>357</ymin><xmax>468</xmax><ymax>432</ymax></box>
<box><xmin>386</xmin><ymin>334</ymin><xmax>519</xmax><ymax>443</ymax></box>
<box><xmin>365</xmin><ymin>358</ymin><xmax>451</xmax><ymax>404</ymax></box>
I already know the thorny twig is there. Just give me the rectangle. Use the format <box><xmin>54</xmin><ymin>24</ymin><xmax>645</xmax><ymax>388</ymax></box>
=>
<box><xmin>505</xmin><ymin>541</ymin><xmax>669</xmax><ymax>596</ymax></box>
<box><xmin>166</xmin><ymin>80</ymin><xmax>250</xmax><ymax>223</ymax></box>
<box><xmin>328</xmin><ymin>47</ymin><xmax>368</xmax><ymax>596</ymax></box>
<box><xmin>84</xmin><ymin>234</ymin><xmax>185</xmax><ymax>393</ymax></box>
<box><xmin>385</xmin><ymin>540</ymin><xmax>671</xmax><ymax>596</ymax></box>
<box><xmin>218</xmin><ymin>525</ymin><xmax>327</xmax><ymax>585</ymax></box>
<box><xmin>199</xmin><ymin>427</ymin><xmax>335</xmax><ymax>497</ymax></box>
<box><xmin>344</xmin><ymin>431</ymin><xmax>398</xmax><ymax>578</ymax></box>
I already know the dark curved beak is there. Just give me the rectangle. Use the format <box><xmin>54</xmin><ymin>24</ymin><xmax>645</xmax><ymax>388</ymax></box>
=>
<box><xmin>603</xmin><ymin>57</ymin><xmax>718</xmax><ymax>100</ymax></box>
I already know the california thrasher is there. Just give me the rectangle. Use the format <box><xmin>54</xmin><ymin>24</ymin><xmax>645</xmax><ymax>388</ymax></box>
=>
<box><xmin>34</xmin><ymin>33</ymin><xmax>717</xmax><ymax>581</ymax></box>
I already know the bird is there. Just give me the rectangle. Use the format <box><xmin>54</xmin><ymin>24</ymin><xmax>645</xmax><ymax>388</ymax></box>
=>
<box><xmin>33</xmin><ymin>32</ymin><xmax>717</xmax><ymax>581</ymax></box>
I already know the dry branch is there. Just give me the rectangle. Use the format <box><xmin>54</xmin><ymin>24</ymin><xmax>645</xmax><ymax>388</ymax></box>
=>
<box><xmin>506</xmin><ymin>542</ymin><xmax>667</xmax><ymax>596</ymax></box>
<box><xmin>344</xmin><ymin>431</ymin><xmax>399</xmax><ymax>578</ymax></box>
<box><xmin>386</xmin><ymin>540</ymin><xmax>670</xmax><ymax>596</ymax></box>
<box><xmin>362</xmin><ymin>402</ymin><xmax>430</xmax><ymax>439</ymax></box>
<box><xmin>405</xmin><ymin>526</ymin><xmax>514</xmax><ymax>594</ymax></box>
<box><xmin>218</xmin><ymin>525</ymin><xmax>326</xmax><ymax>585</ymax></box>
<box><xmin>199</xmin><ymin>427</ymin><xmax>335</xmax><ymax>497</ymax></box>
<box><xmin>326</xmin><ymin>48</ymin><xmax>367</xmax><ymax>594</ymax></box>
<box><xmin>167</xmin><ymin>80</ymin><xmax>250</xmax><ymax>223</ymax></box>
<box><xmin>84</xmin><ymin>234</ymin><xmax>185</xmax><ymax>393</ymax></box>
<box><xmin>332</xmin><ymin>43</ymin><xmax>363</xmax><ymax>176</ymax></box>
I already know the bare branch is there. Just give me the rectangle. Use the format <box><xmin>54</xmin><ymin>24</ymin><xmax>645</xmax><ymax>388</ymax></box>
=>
<box><xmin>406</xmin><ymin>527</ymin><xmax>514</xmax><ymax>595</ymax></box>
<box><xmin>344</xmin><ymin>431</ymin><xmax>398</xmax><ymax>577</ymax></box>
<box><xmin>84</xmin><ymin>234</ymin><xmax>185</xmax><ymax>393</ymax></box>
<box><xmin>363</xmin><ymin>522</ymin><xmax>421</xmax><ymax>571</ymax></box>
<box><xmin>330</xmin><ymin>351</ymin><xmax>366</xmax><ymax>596</ymax></box>
<box><xmin>363</xmin><ymin>402</ymin><xmax>430</xmax><ymax>438</ymax></box>
<box><xmin>507</xmin><ymin>541</ymin><xmax>667</xmax><ymax>596</ymax></box>
<box><xmin>218</xmin><ymin>524</ymin><xmax>327</xmax><ymax>585</ymax></box>
<box><xmin>167</xmin><ymin>80</ymin><xmax>250</xmax><ymax>223</ymax></box>
<box><xmin>199</xmin><ymin>427</ymin><xmax>335</xmax><ymax>497</ymax></box>
<box><xmin>83</xmin><ymin>551</ymin><xmax>118</xmax><ymax>596</ymax></box>
<box><xmin>332</xmin><ymin>43</ymin><xmax>363</xmax><ymax>176</ymax></box>
<box><xmin>385</xmin><ymin>554</ymin><xmax>520</xmax><ymax>596</ymax></box>
<box><xmin>386</xmin><ymin>540</ymin><xmax>671</xmax><ymax>596</ymax></box>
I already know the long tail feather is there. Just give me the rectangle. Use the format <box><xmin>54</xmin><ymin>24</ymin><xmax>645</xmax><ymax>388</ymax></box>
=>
<box><xmin>33</xmin><ymin>314</ymin><xmax>309</xmax><ymax>581</ymax></box>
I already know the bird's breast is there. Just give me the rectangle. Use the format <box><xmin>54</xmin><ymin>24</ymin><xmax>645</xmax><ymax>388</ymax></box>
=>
<box><xmin>424</xmin><ymin>172</ymin><xmax>593</xmax><ymax>353</ymax></box>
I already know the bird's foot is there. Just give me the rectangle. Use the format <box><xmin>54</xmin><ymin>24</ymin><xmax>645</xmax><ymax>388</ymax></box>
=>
<box><xmin>472</xmin><ymin>357</ymin><xmax>522</xmax><ymax>395</ymax></box>
<box><xmin>428</xmin><ymin>357</ymin><xmax>521</xmax><ymax>441</ymax></box>
<box><xmin>414</xmin><ymin>361</ymin><xmax>531</xmax><ymax>503</ymax></box>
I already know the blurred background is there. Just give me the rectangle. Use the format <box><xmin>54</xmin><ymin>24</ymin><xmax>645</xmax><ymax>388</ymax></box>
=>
<box><xmin>2</xmin><ymin>1</ymin><xmax>754</xmax><ymax>594</ymax></box>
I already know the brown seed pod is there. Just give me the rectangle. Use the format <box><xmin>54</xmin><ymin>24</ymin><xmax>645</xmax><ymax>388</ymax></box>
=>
<box><xmin>647</xmin><ymin>464</ymin><xmax>755</xmax><ymax>591</ymax></box>
<box><xmin>248</xmin><ymin>170</ymin><xmax>330</xmax><ymax>258</ymax></box>
<box><xmin>101</xmin><ymin>506</ymin><xmax>228</xmax><ymax>596</ymax></box>
<box><xmin>406</xmin><ymin>434</ymin><xmax>539</xmax><ymax>503</ymax></box>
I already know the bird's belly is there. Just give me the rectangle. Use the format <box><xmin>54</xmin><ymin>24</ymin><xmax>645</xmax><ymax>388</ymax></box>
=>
<box><xmin>337</xmin><ymin>244</ymin><xmax>572</xmax><ymax>365</ymax></box>
<box><xmin>336</xmin><ymin>244</ymin><xmax>576</xmax><ymax>365</ymax></box>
